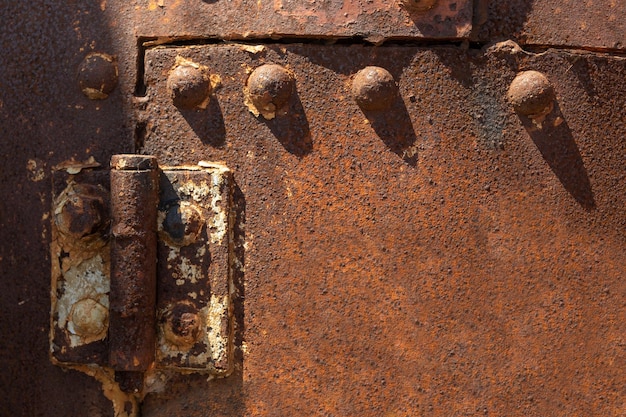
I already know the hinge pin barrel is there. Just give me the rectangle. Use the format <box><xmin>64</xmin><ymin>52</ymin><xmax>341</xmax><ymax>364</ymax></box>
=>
<box><xmin>109</xmin><ymin>154</ymin><xmax>159</xmax><ymax>392</ymax></box>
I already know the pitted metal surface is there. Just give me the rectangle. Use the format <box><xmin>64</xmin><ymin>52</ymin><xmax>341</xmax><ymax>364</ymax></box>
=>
<box><xmin>138</xmin><ymin>43</ymin><xmax>626</xmax><ymax>416</ymax></box>
<box><xmin>2</xmin><ymin>0</ymin><xmax>626</xmax><ymax>415</ymax></box>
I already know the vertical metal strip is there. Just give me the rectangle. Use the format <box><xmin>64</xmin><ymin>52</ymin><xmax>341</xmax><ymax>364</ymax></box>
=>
<box><xmin>109</xmin><ymin>154</ymin><xmax>158</xmax><ymax>393</ymax></box>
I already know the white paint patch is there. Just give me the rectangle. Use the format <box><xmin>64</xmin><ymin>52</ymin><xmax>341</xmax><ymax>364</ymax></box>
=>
<box><xmin>207</xmin><ymin>294</ymin><xmax>230</xmax><ymax>365</ymax></box>
<box><xmin>55</xmin><ymin>255</ymin><xmax>109</xmax><ymax>347</ymax></box>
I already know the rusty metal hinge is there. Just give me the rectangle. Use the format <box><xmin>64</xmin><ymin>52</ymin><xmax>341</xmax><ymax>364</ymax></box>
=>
<box><xmin>50</xmin><ymin>155</ymin><xmax>233</xmax><ymax>400</ymax></box>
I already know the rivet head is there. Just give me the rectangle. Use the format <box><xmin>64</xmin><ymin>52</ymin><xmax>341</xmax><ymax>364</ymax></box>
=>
<box><xmin>160</xmin><ymin>202</ymin><xmax>204</xmax><ymax>246</ymax></box>
<box><xmin>245</xmin><ymin>64</ymin><xmax>295</xmax><ymax>119</ymax></box>
<box><xmin>507</xmin><ymin>70</ymin><xmax>555</xmax><ymax>118</ymax></box>
<box><xmin>77</xmin><ymin>53</ymin><xmax>118</xmax><ymax>100</ymax></box>
<box><xmin>399</xmin><ymin>0</ymin><xmax>437</xmax><ymax>12</ymax></box>
<box><xmin>163</xmin><ymin>303</ymin><xmax>201</xmax><ymax>347</ymax></box>
<box><xmin>352</xmin><ymin>66</ymin><xmax>398</xmax><ymax>111</ymax></box>
<box><xmin>68</xmin><ymin>298</ymin><xmax>109</xmax><ymax>340</ymax></box>
<box><xmin>167</xmin><ymin>61</ymin><xmax>212</xmax><ymax>109</ymax></box>
<box><xmin>55</xmin><ymin>184</ymin><xmax>108</xmax><ymax>238</ymax></box>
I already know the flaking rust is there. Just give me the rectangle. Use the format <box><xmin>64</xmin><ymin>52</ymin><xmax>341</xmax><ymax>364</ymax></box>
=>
<box><xmin>155</xmin><ymin>163</ymin><xmax>234</xmax><ymax>374</ymax></box>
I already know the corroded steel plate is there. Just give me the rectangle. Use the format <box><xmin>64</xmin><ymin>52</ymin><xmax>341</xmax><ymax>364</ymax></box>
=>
<box><xmin>139</xmin><ymin>44</ymin><xmax>626</xmax><ymax>416</ymax></box>
<box><xmin>134</xmin><ymin>0</ymin><xmax>473</xmax><ymax>41</ymax></box>
<box><xmin>474</xmin><ymin>0</ymin><xmax>626</xmax><ymax>50</ymax></box>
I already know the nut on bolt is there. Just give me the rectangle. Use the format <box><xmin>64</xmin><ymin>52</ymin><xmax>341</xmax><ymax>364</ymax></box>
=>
<box><xmin>167</xmin><ymin>57</ymin><xmax>212</xmax><ymax>110</ymax></box>
<box><xmin>508</xmin><ymin>70</ymin><xmax>555</xmax><ymax>119</ymax></box>
<box><xmin>77</xmin><ymin>53</ymin><xmax>118</xmax><ymax>100</ymax></box>
<box><xmin>160</xmin><ymin>201</ymin><xmax>204</xmax><ymax>246</ymax></box>
<box><xmin>245</xmin><ymin>64</ymin><xmax>295</xmax><ymax>120</ymax></box>
<box><xmin>352</xmin><ymin>66</ymin><xmax>398</xmax><ymax>111</ymax></box>
<box><xmin>55</xmin><ymin>184</ymin><xmax>109</xmax><ymax>238</ymax></box>
<box><xmin>163</xmin><ymin>302</ymin><xmax>202</xmax><ymax>348</ymax></box>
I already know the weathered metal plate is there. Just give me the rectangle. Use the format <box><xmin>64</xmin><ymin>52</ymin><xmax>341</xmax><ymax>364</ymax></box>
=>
<box><xmin>140</xmin><ymin>43</ymin><xmax>626</xmax><ymax>416</ymax></box>
<box><xmin>156</xmin><ymin>165</ymin><xmax>233</xmax><ymax>373</ymax></box>
<box><xmin>135</xmin><ymin>0</ymin><xmax>472</xmax><ymax>41</ymax></box>
<box><xmin>50</xmin><ymin>166</ymin><xmax>111</xmax><ymax>366</ymax></box>
<box><xmin>474</xmin><ymin>0</ymin><xmax>626</xmax><ymax>50</ymax></box>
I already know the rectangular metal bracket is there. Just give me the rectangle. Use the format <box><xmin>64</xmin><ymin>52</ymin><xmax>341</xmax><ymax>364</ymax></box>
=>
<box><xmin>50</xmin><ymin>155</ymin><xmax>233</xmax><ymax>392</ymax></box>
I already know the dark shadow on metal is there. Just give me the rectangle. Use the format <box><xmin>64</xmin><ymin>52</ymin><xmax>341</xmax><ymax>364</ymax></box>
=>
<box><xmin>262</xmin><ymin>92</ymin><xmax>312</xmax><ymax>156</ymax></box>
<box><xmin>361</xmin><ymin>94</ymin><xmax>419</xmax><ymax>167</ymax></box>
<box><xmin>470</xmin><ymin>0</ymin><xmax>533</xmax><ymax>41</ymax></box>
<box><xmin>405</xmin><ymin>3</ymin><xmax>473</xmax><ymax>39</ymax></box>
<box><xmin>179</xmin><ymin>97</ymin><xmax>226</xmax><ymax>148</ymax></box>
<box><xmin>519</xmin><ymin>103</ymin><xmax>595</xmax><ymax>210</ymax></box>
<box><xmin>231</xmin><ymin>182</ymin><xmax>246</xmax><ymax>373</ymax></box>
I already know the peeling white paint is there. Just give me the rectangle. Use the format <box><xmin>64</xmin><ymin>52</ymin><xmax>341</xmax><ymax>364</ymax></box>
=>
<box><xmin>55</xmin><ymin>255</ymin><xmax>110</xmax><ymax>348</ymax></box>
<box><xmin>207</xmin><ymin>294</ymin><xmax>230</xmax><ymax>365</ymax></box>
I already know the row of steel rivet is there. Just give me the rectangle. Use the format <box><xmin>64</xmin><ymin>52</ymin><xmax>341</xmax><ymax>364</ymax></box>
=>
<box><xmin>77</xmin><ymin>53</ymin><xmax>555</xmax><ymax>121</ymax></box>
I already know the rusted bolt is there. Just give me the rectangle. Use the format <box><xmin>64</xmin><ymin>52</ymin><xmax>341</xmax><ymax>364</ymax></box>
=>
<box><xmin>245</xmin><ymin>64</ymin><xmax>295</xmax><ymax>119</ymax></box>
<box><xmin>68</xmin><ymin>298</ymin><xmax>109</xmax><ymax>340</ymax></box>
<box><xmin>55</xmin><ymin>184</ymin><xmax>108</xmax><ymax>238</ymax></box>
<box><xmin>160</xmin><ymin>202</ymin><xmax>204</xmax><ymax>246</ymax></box>
<box><xmin>352</xmin><ymin>66</ymin><xmax>398</xmax><ymax>111</ymax></box>
<box><xmin>77</xmin><ymin>53</ymin><xmax>118</xmax><ymax>100</ymax></box>
<box><xmin>167</xmin><ymin>60</ymin><xmax>212</xmax><ymax>110</ymax></box>
<box><xmin>507</xmin><ymin>70</ymin><xmax>555</xmax><ymax>118</ymax></box>
<box><xmin>163</xmin><ymin>303</ymin><xmax>202</xmax><ymax>347</ymax></box>
<box><xmin>399</xmin><ymin>0</ymin><xmax>437</xmax><ymax>12</ymax></box>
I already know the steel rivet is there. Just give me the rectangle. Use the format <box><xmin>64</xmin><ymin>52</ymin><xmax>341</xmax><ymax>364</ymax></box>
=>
<box><xmin>399</xmin><ymin>0</ymin><xmax>437</xmax><ymax>12</ymax></box>
<box><xmin>68</xmin><ymin>298</ymin><xmax>109</xmax><ymax>339</ymax></box>
<box><xmin>167</xmin><ymin>60</ymin><xmax>212</xmax><ymax>110</ymax></box>
<box><xmin>507</xmin><ymin>70</ymin><xmax>555</xmax><ymax>118</ymax></box>
<box><xmin>245</xmin><ymin>64</ymin><xmax>295</xmax><ymax>119</ymax></box>
<box><xmin>163</xmin><ymin>303</ymin><xmax>201</xmax><ymax>347</ymax></box>
<box><xmin>352</xmin><ymin>66</ymin><xmax>398</xmax><ymax>111</ymax></box>
<box><xmin>77</xmin><ymin>53</ymin><xmax>118</xmax><ymax>100</ymax></box>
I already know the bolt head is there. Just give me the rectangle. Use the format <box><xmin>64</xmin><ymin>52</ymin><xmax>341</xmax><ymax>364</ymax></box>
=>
<box><xmin>163</xmin><ymin>303</ymin><xmax>201</xmax><ymax>347</ymax></box>
<box><xmin>68</xmin><ymin>298</ymin><xmax>109</xmax><ymax>340</ymax></box>
<box><xmin>399</xmin><ymin>0</ymin><xmax>437</xmax><ymax>12</ymax></box>
<box><xmin>352</xmin><ymin>66</ymin><xmax>398</xmax><ymax>111</ymax></box>
<box><xmin>77</xmin><ymin>53</ymin><xmax>118</xmax><ymax>100</ymax></box>
<box><xmin>246</xmin><ymin>64</ymin><xmax>295</xmax><ymax>118</ymax></box>
<box><xmin>508</xmin><ymin>70</ymin><xmax>555</xmax><ymax>118</ymax></box>
<box><xmin>160</xmin><ymin>202</ymin><xmax>204</xmax><ymax>246</ymax></box>
<box><xmin>167</xmin><ymin>63</ymin><xmax>212</xmax><ymax>109</ymax></box>
<box><xmin>55</xmin><ymin>184</ymin><xmax>108</xmax><ymax>238</ymax></box>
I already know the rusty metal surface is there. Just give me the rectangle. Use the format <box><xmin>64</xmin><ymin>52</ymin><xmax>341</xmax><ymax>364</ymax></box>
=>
<box><xmin>139</xmin><ymin>43</ymin><xmax>626</xmax><ymax>416</ymax></box>
<box><xmin>473</xmin><ymin>0</ymin><xmax>626</xmax><ymax>50</ymax></box>
<box><xmin>2</xmin><ymin>1</ymin><xmax>626</xmax><ymax>416</ymax></box>
<box><xmin>156</xmin><ymin>165</ymin><xmax>233</xmax><ymax>373</ymax></box>
<box><xmin>134</xmin><ymin>0</ymin><xmax>472</xmax><ymax>41</ymax></box>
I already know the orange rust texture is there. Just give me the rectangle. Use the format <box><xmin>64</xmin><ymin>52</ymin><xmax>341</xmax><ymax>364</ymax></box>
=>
<box><xmin>139</xmin><ymin>44</ymin><xmax>626</xmax><ymax>416</ymax></box>
<box><xmin>135</xmin><ymin>0</ymin><xmax>473</xmax><ymax>40</ymax></box>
